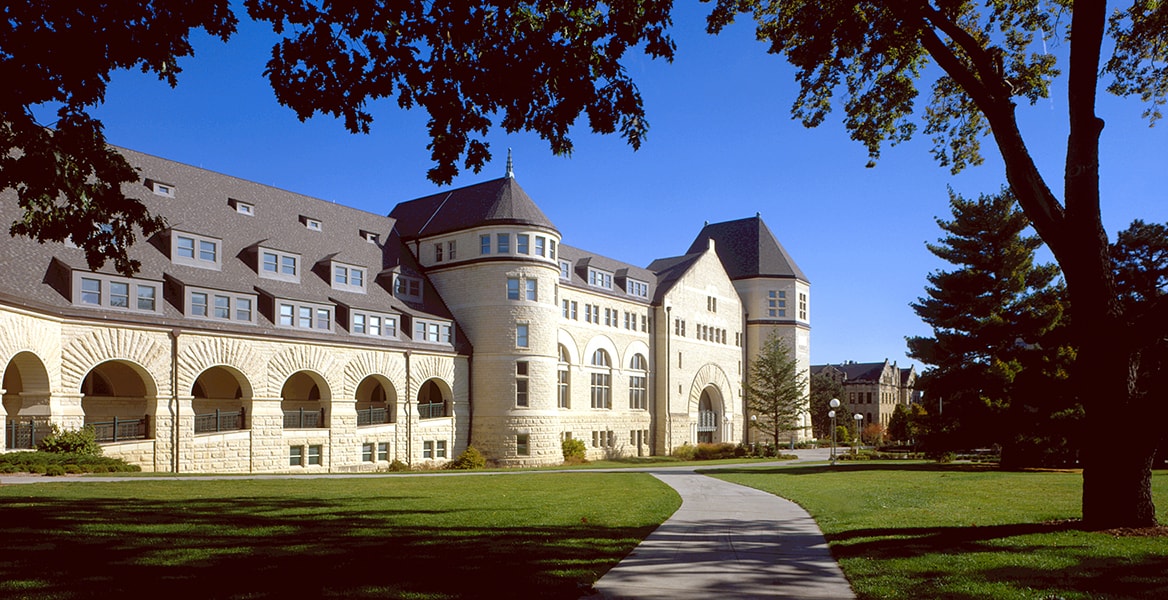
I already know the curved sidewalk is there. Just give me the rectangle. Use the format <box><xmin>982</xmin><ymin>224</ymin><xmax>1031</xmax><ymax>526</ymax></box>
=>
<box><xmin>589</xmin><ymin>462</ymin><xmax>855</xmax><ymax>599</ymax></box>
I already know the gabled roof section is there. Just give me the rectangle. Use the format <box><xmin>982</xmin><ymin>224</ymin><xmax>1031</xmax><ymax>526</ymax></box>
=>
<box><xmin>389</xmin><ymin>177</ymin><xmax>557</xmax><ymax>240</ymax></box>
<box><xmin>687</xmin><ymin>215</ymin><xmax>808</xmax><ymax>283</ymax></box>
<box><xmin>647</xmin><ymin>252</ymin><xmax>703</xmax><ymax>303</ymax></box>
<box><xmin>811</xmin><ymin>361</ymin><xmax>889</xmax><ymax>382</ymax></box>
<box><xmin>557</xmin><ymin>244</ymin><xmax>658</xmax><ymax>303</ymax></box>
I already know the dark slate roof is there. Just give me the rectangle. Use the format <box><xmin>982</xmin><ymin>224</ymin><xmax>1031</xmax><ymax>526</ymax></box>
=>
<box><xmin>810</xmin><ymin>362</ymin><xmax>888</xmax><ymax>382</ymax></box>
<box><xmin>0</xmin><ymin>147</ymin><xmax>463</xmax><ymax>352</ymax></box>
<box><xmin>389</xmin><ymin>176</ymin><xmax>557</xmax><ymax>239</ymax></box>
<box><xmin>646</xmin><ymin>252</ymin><xmax>703</xmax><ymax>303</ymax></box>
<box><xmin>686</xmin><ymin>215</ymin><xmax>808</xmax><ymax>283</ymax></box>
<box><xmin>557</xmin><ymin>243</ymin><xmax>657</xmax><ymax>304</ymax></box>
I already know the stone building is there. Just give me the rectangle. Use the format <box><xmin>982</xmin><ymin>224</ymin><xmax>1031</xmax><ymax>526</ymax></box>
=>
<box><xmin>811</xmin><ymin>360</ymin><xmax>918</xmax><ymax>428</ymax></box>
<box><xmin>0</xmin><ymin>147</ymin><xmax>810</xmax><ymax>472</ymax></box>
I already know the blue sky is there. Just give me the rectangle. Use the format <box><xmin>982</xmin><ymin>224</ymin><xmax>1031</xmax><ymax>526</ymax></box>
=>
<box><xmin>74</xmin><ymin>4</ymin><xmax>1167</xmax><ymax>371</ymax></box>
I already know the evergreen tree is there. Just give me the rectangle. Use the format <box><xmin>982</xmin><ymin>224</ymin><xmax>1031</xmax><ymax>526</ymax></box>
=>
<box><xmin>747</xmin><ymin>334</ymin><xmax>808</xmax><ymax>444</ymax></box>
<box><xmin>907</xmin><ymin>188</ymin><xmax>1066</xmax><ymax>453</ymax></box>
<box><xmin>809</xmin><ymin>370</ymin><xmax>844</xmax><ymax>439</ymax></box>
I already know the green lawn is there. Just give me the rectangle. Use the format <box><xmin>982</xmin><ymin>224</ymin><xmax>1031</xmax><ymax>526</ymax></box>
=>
<box><xmin>0</xmin><ymin>473</ymin><xmax>680</xmax><ymax>599</ymax></box>
<box><xmin>710</xmin><ymin>463</ymin><xmax>1168</xmax><ymax>600</ymax></box>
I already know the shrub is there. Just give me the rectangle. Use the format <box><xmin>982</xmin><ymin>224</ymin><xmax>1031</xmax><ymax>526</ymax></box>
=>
<box><xmin>562</xmin><ymin>438</ymin><xmax>587</xmax><ymax>464</ymax></box>
<box><xmin>672</xmin><ymin>444</ymin><xmax>696</xmax><ymax>461</ymax></box>
<box><xmin>447</xmin><ymin>446</ymin><xmax>486</xmax><ymax>470</ymax></box>
<box><xmin>388</xmin><ymin>459</ymin><xmax>410</xmax><ymax>472</ymax></box>
<box><xmin>64</xmin><ymin>464</ymin><xmax>83</xmax><ymax>474</ymax></box>
<box><xmin>37</xmin><ymin>425</ymin><xmax>102</xmax><ymax>456</ymax></box>
<box><xmin>44</xmin><ymin>464</ymin><xmax>66</xmax><ymax>476</ymax></box>
<box><xmin>694</xmin><ymin>442</ymin><xmax>737</xmax><ymax>460</ymax></box>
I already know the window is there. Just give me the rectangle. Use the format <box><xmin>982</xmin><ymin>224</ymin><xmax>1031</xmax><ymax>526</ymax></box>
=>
<box><xmin>516</xmin><ymin>324</ymin><xmax>529</xmax><ymax>348</ymax></box>
<box><xmin>799</xmin><ymin>292</ymin><xmax>808</xmax><ymax>320</ymax></box>
<box><xmin>80</xmin><ymin>277</ymin><xmax>102</xmax><ymax>305</ymax></box>
<box><xmin>768</xmin><ymin>290</ymin><xmax>787</xmax><ymax>318</ymax></box>
<box><xmin>588</xmin><ymin>268</ymin><xmax>613</xmax><ymax>289</ymax></box>
<box><xmin>230</xmin><ymin>198</ymin><xmax>254</xmax><ymax>215</ymax></box>
<box><xmin>110</xmin><ymin>282</ymin><xmax>130</xmax><ymax>308</ymax></box>
<box><xmin>447</xmin><ymin>241</ymin><xmax>456</xmax><ymax>260</ymax></box>
<box><xmin>535</xmin><ymin>236</ymin><xmax>545</xmax><ymax>257</ymax></box>
<box><xmin>363</xmin><ymin>443</ymin><xmax>375</xmax><ymax>462</ymax></box>
<box><xmin>674</xmin><ymin>318</ymin><xmax>686</xmax><ymax>337</ymax></box>
<box><xmin>559</xmin><ymin>260</ymin><xmax>571</xmax><ymax>280</ymax></box>
<box><xmin>187</xmin><ymin>289</ymin><xmax>258</xmax><ymax>322</ymax></box>
<box><xmin>481</xmin><ymin>234</ymin><xmax>491</xmax><ymax>255</ymax></box>
<box><xmin>557</xmin><ymin>367</ymin><xmax>570</xmax><ymax>409</ymax></box>
<box><xmin>708</xmin><ymin>296</ymin><xmax>717</xmax><ymax>312</ymax></box>
<box><xmin>642</xmin><ymin>314</ymin><xmax>648</xmax><ymax>333</ymax></box>
<box><xmin>275</xmin><ymin>300</ymin><xmax>333</xmax><ymax>331</ymax></box>
<box><xmin>361</xmin><ymin>230</ymin><xmax>379</xmax><ymax>244</ymax></box>
<box><xmin>423</xmin><ymin>440</ymin><xmax>434</xmax><ymax>459</ymax></box>
<box><xmin>308</xmin><ymin>445</ymin><xmax>322</xmax><ymax>465</ymax></box>
<box><xmin>333</xmin><ymin>263</ymin><xmax>366</xmax><ymax>293</ymax></box>
<box><xmin>377</xmin><ymin>442</ymin><xmax>389</xmax><ymax>461</ymax></box>
<box><xmin>259</xmin><ymin>248</ymin><xmax>300</xmax><ymax>282</ymax></box>
<box><xmin>629</xmin><ymin>354</ymin><xmax>647</xmax><ymax>409</ymax></box>
<box><xmin>497</xmin><ymin>233</ymin><xmax>510</xmax><ymax>253</ymax></box>
<box><xmin>301</xmin><ymin>215</ymin><xmax>322</xmax><ymax>231</ymax></box>
<box><xmin>436</xmin><ymin>440</ymin><xmax>447</xmax><ymax>459</ymax></box>
<box><xmin>138</xmin><ymin>285</ymin><xmax>157</xmax><ymax>311</ymax></box>
<box><xmin>148</xmin><ymin>179</ymin><xmax>175</xmax><ymax>197</ymax></box>
<box><xmin>516</xmin><ymin>361</ymin><xmax>529</xmax><ymax>407</ymax></box>
<box><xmin>394</xmin><ymin>275</ymin><xmax>423</xmax><ymax>301</ymax></box>
<box><xmin>525</xmin><ymin>279</ymin><xmax>537</xmax><ymax>301</ymax></box>
<box><xmin>627</xmin><ymin>279</ymin><xmax>648</xmax><ymax>298</ymax></box>
<box><xmin>351</xmin><ymin>311</ymin><xmax>398</xmax><ymax>338</ymax></box>
<box><xmin>172</xmin><ymin>232</ymin><xmax>222</xmax><ymax>269</ymax></box>
<box><xmin>289</xmin><ymin>446</ymin><xmax>304</xmax><ymax>466</ymax></box>
<box><xmin>516</xmin><ymin>434</ymin><xmax>530</xmax><ymax>456</ymax></box>
<box><xmin>213</xmin><ymin>295</ymin><xmax>230</xmax><ymax>319</ymax></box>
<box><xmin>549</xmin><ymin>240</ymin><xmax>556</xmax><ymax>259</ymax></box>
<box><xmin>434</xmin><ymin>242</ymin><xmax>444</xmax><ymax>262</ymax></box>
<box><xmin>507</xmin><ymin>278</ymin><xmax>520</xmax><ymax>300</ymax></box>
<box><xmin>414</xmin><ymin>319</ymin><xmax>453</xmax><ymax>344</ymax></box>
<box><xmin>604</xmin><ymin>308</ymin><xmax>613</xmax><ymax>327</ymax></box>
<box><xmin>517</xmin><ymin>234</ymin><xmax>529</xmax><ymax>254</ymax></box>
<box><xmin>590</xmin><ymin>349</ymin><xmax>611</xmax><ymax>409</ymax></box>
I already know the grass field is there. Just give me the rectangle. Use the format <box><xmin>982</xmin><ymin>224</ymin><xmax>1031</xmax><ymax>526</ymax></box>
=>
<box><xmin>710</xmin><ymin>463</ymin><xmax>1168</xmax><ymax>600</ymax></box>
<box><xmin>0</xmin><ymin>473</ymin><xmax>680</xmax><ymax>599</ymax></box>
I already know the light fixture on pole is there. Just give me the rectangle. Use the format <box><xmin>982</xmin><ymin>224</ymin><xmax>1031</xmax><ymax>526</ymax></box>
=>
<box><xmin>853</xmin><ymin>413</ymin><xmax>864</xmax><ymax>456</ymax></box>
<box><xmin>828</xmin><ymin>398</ymin><xmax>840</xmax><ymax>465</ymax></box>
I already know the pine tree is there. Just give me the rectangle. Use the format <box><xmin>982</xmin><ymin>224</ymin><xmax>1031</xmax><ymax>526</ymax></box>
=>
<box><xmin>907</xmin><ymin>188</ymin><xmax>1066</xmax><ymax>452</ymax></box>
<box><xmin>747</xmin><ymin>333</ymin><xmax>808</xmax><ymax>445</ymax></box>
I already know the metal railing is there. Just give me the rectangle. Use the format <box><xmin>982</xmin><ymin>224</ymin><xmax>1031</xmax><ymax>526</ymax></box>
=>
<box><xmin>5</xmin><ymin>417</ymin><xmax>52</xmax><ymax>449</ymax></box>
<box><xmin>697</xmin><ymin>410</ymin><xmax>717</xmax><ymax>432</ymax></box>
<box><xmin>356</xmin><ymin>407</ymin><xmax>392</xmax><ymax>427</ymax></box>
<box><xmin>88</xmin><ymin>416</ymin><xmax>148</xmax><ymax>443</ymax></box>
<box><xmin>283</xmin><ymin>408</ymin><xmax>325</xmax><ymax>429</ymax></box>
<box><xmin>417</xmin><ymin>402</ymin><xmax>446</xmax><ymax>419</ymax></box>
<box><xmin>194</xmin><ymin>408</ymin><xmax>246</xmax><ymax>434</ymax></box>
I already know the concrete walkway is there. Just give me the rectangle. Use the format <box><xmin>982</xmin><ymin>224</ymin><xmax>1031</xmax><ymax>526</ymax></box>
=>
<box><xmin>589</xmin><ymin>453</ymin><xmax>855</xmax><ymax>599</ymax></box>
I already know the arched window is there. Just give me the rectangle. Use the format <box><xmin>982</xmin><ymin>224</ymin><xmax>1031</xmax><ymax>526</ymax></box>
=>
<box><xmin>418</xmin><ymin>380</ymin><xmax>447</xmax><ymax>419</ymax></box>
<box><xmin>557</xmin><ymin>345</ymin><xmax>570</xmax><ymax>409</ymax></box>
<box><xmin>590</xmin><ymin>349</ymin><xmax>611</xmax><ymax>409</ymax></box>
<box><xmin>628</xmin><ymin>354</ymin><xmax>647</xmax><ymax>410</ymax></box>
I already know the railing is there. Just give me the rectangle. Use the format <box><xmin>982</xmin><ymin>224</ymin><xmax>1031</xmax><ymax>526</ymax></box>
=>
<box><xmin>194</xmin><ymin>408</ymin><xmax>246</xmax><ymax>434</ymax></box>
<box><xmin>356</xmin><ymin>407</ymin><xmax>392</xmax><ymax>427</ymax></box>
<box><xmin>88</xmin><ymin>416</ymin><xmax>148</xmax><ymax>443</ymax></box>
<box><xmin>417</xmin><ymin>402</ymin><xmax>446</xmax><ymax>419</ymax></box>
<box><xmin>5</xmin><ymin>417</ymin><xmax>52</xmax><ymax>449</ymax></box>
<box><xmin>283</xmin><ymin>408</ymin><xmax>325</xmax><ymax>429</ymax></box>
<box><xmin>698</xmin><ymin>410</ymin><xmax>717</xmax><ymax>432</ymax></box>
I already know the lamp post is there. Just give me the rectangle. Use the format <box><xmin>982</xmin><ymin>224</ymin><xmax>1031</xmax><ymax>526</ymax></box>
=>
<box><xmin>828</xmin><ymin>398</ymin><xmax>840</xmax><ymax>465</ymax></box>
<box><xmin>853</xmin><ymin>413</ymin><xmax>864</xmax><ymax>456</ymax></box>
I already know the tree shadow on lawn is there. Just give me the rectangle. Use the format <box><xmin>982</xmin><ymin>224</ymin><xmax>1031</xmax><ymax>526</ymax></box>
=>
<box><xmin>705</xmin><ymin>462</ymin><xmax>996</xmax><ymax>477</ymax></box>
<box><xmin>830</xmin><ymin>521</ymin><xmax>1168</xmax><ymax>599</ymax></box>
<box><xmin>0</xmin><ymin>495</ymin><xmax>651</xmax><ymax>599</ymax></box>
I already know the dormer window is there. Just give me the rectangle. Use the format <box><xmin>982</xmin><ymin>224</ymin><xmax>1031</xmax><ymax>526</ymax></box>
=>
<box><xmin>588</xmin><ymin>268</ymin><xmax>613</xmax><ymax>290</ymax></box>
<box><xmin>146</xmin><ymin>179</ymin><xmax>175</xmax><ymax>198</ymax></box>
<box><xmin>333</xmin><ymin>263</ymin><xmax>366</xmax><ymax>293</ymax></box>
<box><xmin>71</xmin><ymin>271</ymin><xmax>162</xmax><ymax>314</ymax></box>
<box><xmin>259</xmin><ymin>247</ymin><xmax>300</xmax><ymax>282</ymax></box>
<box><xmin>300</xmin><ymin>215</ymin><xmax>322</xmax><ymax>231</ymax></box>
<box><xmin>171</xmin><ymin>231</ymin><xmax>222</xmax><ymax>270</ymax></box>
<box><xmin>394</xmin><ymin>275</ymin><xmax>422</xmax><ymax>301</ymax></box>
<box><xmin>229</xmin><ymin>198</ymin><xmax>255</xmax><ymax>216</ymax></box>
<box><xmin>360</xmin><ymin>230</ymin><xmax>379</xmax><ymax>244</ymax></box>
<box><xmin>627</xmin><ymin>279</ymin><xmax>649</xmax><ymax>299</ymax></box>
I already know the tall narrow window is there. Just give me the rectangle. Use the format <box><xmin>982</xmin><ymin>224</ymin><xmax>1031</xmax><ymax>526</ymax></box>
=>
<box><xmin>535</xmin><ymin>236</ymin><xmax>545</xmax><ymax>257</ymax></box>
<box><xmin>517</xmin><ymin>234</ymin><xmax>529</xmax><ymax>254</ymax></box>
<box><xmin>507</xmin><ymin>277</ymin><xmax>520</xmax><ymax>300</ymax></box>
<box><xmin>525</xmin><ymin>279</ymin><xmax>537</xmax><ymax>301</ymax></box>
<box><xmin>497</xmin><ymin>233</ymin><xmax>510</xmax><ymax>253</ymax></box>
<box><xmin>516</xmin><ymin>361</ymin><xmax>529</xmax><ymax>407</ymax></box>
<box><xmin>516</xmin><ymin>324</ymin><xmax>529</xmax><ymax>348</ymax></box>
<box><xmin>481</xmin><ymin>234</ymin><xmax>491</xmax><ymax>255</ymax></box>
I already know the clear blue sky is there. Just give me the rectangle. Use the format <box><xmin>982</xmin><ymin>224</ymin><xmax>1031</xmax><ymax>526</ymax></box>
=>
<box><xmin>73</xmin><ymin>4</ymin><xmax>1167</xmax><ymax>371</ymax></box>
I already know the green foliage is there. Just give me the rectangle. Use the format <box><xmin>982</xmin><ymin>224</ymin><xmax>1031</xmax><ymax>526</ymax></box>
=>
<box><xmin>671</xmin><ymin>444</ymin><xmax>696</xmax><ymax>461</ymax></box>
<box><xmin>835</xmin><ymin>425</ymin><xmax>852</xmax><ymax>446</ymax></box>
<box><xmin>36</xmin><ymin>425</ymin><xmax>102</xmax><ymax>456</ymax></box>
<box><xmin>561</xmin><ymin>438</ymin><xmax>587</xmax><ymax>465</ymax></box>
<box><xmin>447</xmin><ymin>446</ymin><xmax>486</xmax><ymax>470</ymax></box>
<box><xmin>387</xmin><ymin>459</ymin><xmax>409</xmax><ymax>472</ymax></box>
<box><xmin>747</xmin><ymin>333</ymin><xmax>808</xmax><ymax>444</ymax></box>
<box><xmin>810</xmin><ymin>371</ymin><xmax>845</xmax><ymax>438</ymax></box>
<box><xmin>0</xmin><ymin>452</ymin><xmax>138</xmax><ymax>474</ymax></box>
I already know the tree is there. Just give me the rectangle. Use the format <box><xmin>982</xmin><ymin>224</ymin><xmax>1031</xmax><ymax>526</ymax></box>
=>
<box><xmin>704</xmin><ymin>0</ymin><xmax>1167</xmax><ymax>529</ymax></box>
<box><xmin>810</xmin><ymin>370</ymin><xmax>844</xmax><ymax>438</ymax></box>
<box><xmin>907</xmin><ymin>188</ymin><xmax>1066</xmax><ymax>453</ymax></box>
<box><xmin>887</xmin><ymin>403</ymin><xmax>929</xmax><ymax>446</ymax></box>
<box><xmin>747</xmin><ymin>333</ymin><xmax>809</xmax><ymax>445</ymax></box>
<box><xmin>2</xmin><ymin>2</ymin><xmax>673</xmax><ymax>274</ymax></box>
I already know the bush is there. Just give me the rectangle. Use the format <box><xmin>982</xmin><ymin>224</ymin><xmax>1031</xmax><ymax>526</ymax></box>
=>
<box><xmin>37</xmin><ymin>425</ymin><xmax>102</xmax><ymax>456</ymax></box>
<box><xmin>672</xmin><ymin>444</ymin><xmax>696</xmax><ymax>461</ymax></box>
<box><xmin>44</xmin><ymin>464</ymin><xmax>66</xmax><ymax>476</ymax></box>
<box><xmin>388</xmin><ymin>459</ymin><xmax>410</xmax><ymax>472</ymax></box>
<box><xmin>562</xmin><ymin>438</ymin><xmax>587</xmax><ymax>464</ymax></box>
<box><xmin>447</xmin><ymin>446</ymin><xmax>486</xmax><ymax>470</ymax></box>
<box><xmin>694</xmin><ymin>442</ymin><xmax>737</xmax><ymax>460</ymax></box>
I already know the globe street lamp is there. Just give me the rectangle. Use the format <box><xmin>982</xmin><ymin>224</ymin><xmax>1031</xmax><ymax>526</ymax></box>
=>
<box><xmin>828</xmin><ymin>398</ymin><xmax>841</xmax><ymax>465</ymax></box>
<box><xmin>853</xmin><ymin>413</ymin><xmax>864</xmax><ymax>456</ymax></box>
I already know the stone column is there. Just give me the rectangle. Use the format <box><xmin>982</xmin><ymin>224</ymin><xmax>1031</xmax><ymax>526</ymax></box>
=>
<box><xmin>249</xmin><ymin>396</ymin><xmax>285</xmax><ymax>473</ymax></box>
<box><xmin>330</xmin><ymin>396</ymin><xmax>357</xmax><ymax>472</ymax></box>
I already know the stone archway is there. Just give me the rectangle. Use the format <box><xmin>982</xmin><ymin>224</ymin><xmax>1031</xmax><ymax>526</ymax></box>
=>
<box><xmin>2</xmin><ymin>351</ymin><xmax>52</xmax><ymax>449</ymax></box>
<box><xmin>696</xmin><ymin>386</ymin><xmax>723</xmax><ymax>444</ymax></box>
<box><xmin>281</xmin><ymin>371</ymin><xmax>331</xmax><ymax>429</ymax></box>
<box><xmin>191</xmin><ymin>365</ymin><xmax>253</xmax><ymax>434</ymax></box>
<box><xmin>356</xmin><ymin>375</ymin><xmax>397</xmax><ymax>425</ymax></box>
<box><xmin>416</xmin><ymin>378</ymin><xmax>450</xmax><ymax>420</ymax></box>
<box><xmin>80</xmin><ymin>360</ymin><xmax>157</xmax><ymax>443</ymax></box>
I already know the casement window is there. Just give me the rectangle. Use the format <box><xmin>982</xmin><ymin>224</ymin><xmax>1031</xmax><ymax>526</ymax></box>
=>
<box><xmin>72</xmin><ymin>272</ymin><xmax>162</xmax><ymax>315</ymax></box>
<box><xmin>332</xmin><ymin>263</ymin><xmax>366</xmax><ymax>293</ymax></box>
<box><xmin>172</xmin><ymin>232</ymin><xmax>222</xmax><ymax>270</ymax></box>
<box><xmin>259</xmin><ymin>248</ymin><xmax>300</xmax><ymax>282</ymax></box>
<box><xmin>275</xmin><ymin>300</ymin><xmax>333</xmax><ymax>331</ymax></box>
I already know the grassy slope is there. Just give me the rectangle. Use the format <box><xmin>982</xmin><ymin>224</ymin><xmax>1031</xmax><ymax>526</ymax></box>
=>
<box><xmin>0</xmin><ymin>473</ymin><xmax>680</xmax><ymax>599</ymax></box>
<box><xmin>711</xmin><ymin>463</ymin><xmax>1168</xmax><ymax>600</ymax></box>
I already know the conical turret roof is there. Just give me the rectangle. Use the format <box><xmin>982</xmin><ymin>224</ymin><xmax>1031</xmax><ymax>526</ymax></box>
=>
<box><xmin>390</xmin><ymin>176</ymin><xmax>556</xmax><ymax>239</ymax></box>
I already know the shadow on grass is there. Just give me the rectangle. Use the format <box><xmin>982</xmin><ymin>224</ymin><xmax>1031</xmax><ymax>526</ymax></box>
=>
<box><xmin>703</xmin><ymin>461</ymin><xmax>998</xmax><ymax>477</ymax></box>
<box><xmin>0</xmin><ymin>495</ymin><xmax>652</xmax><ymax>599</ymax></box>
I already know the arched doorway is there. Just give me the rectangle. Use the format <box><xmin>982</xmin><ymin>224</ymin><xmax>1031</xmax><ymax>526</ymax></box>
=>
<box><xmin>80</xmin><ymin>360</ymin><xmax>155</xmax><ymax>443</ymax></box>
<box><xmin>3</xmin><ymin>351</ymin><xmax>52</xmax><ymax>449</ymax></box>
<box><xmin>697</xmin><ymin>388</ymin><xmax>719</xmax><ymax>444</ymax></box>
<box><xmin>281</xmin><ymin>371</ymin><xmax>330</xmax><ymax>429</ymax></box>
<box><xmin>416</xmin><ymin>379</ymin><xmax>449</xmax><ymax>419</ymax></box>
<box><xmin>356</xmin><ymin>376</ymin><xmax>396</xmax><ymax>426</ymax></box>
<box><xmin>191</xmin><ymin>366</ymin><xmax>252</xmax><ymax>434</ymax></box>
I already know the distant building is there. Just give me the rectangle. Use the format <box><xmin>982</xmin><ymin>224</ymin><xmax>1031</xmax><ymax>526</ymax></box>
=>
<box><xmin>0</xmin><ymin>147</ymin><xmax>811</xmax><ymax>472</ymax></box>
<box><xmin>811</xmin><ymin>360</ymin><xmax>918</xmax><ymax>428</ymax></box>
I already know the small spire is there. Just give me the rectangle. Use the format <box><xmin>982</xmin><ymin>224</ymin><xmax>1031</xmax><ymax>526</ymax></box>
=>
<box><xmin>505</xmin><ymin>148</ymin><xmax>514</xmax><ymax>178</ymax></box>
